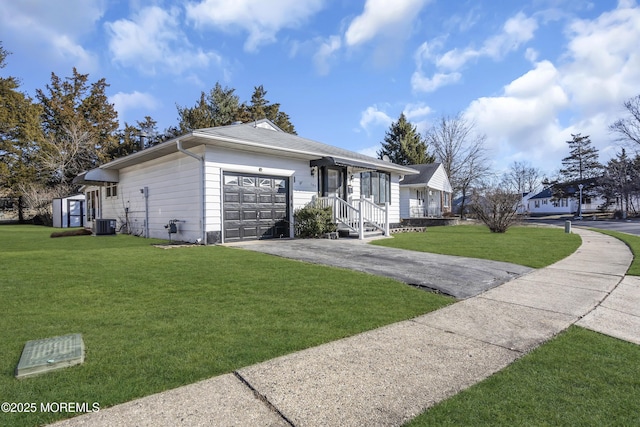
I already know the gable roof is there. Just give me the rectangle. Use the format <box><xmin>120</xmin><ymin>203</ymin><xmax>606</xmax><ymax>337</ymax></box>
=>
<box><xmin>400</xmin><ymin>163</ymin><xmax>441</xmax><ymax>185</ymax></box>
<box><xmin>399</xmin><ymin>163</ymin><xmax>452</xmax><ymax>192</ymax></box>
<box><xmin>528</xmin><ymin>188</ymin><xmax>553</xmax><ymax>199</ymax></box>
<box><xmin>92</xmin><ymin>119</ymin><xmax>418</xmax><ymax>175</ymax></box>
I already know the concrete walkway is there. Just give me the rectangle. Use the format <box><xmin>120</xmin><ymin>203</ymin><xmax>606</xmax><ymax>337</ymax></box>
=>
<box><xmin>52</xmin><ymin>227</ymin><xmax>638</xmax><ymax>427</ymax></box>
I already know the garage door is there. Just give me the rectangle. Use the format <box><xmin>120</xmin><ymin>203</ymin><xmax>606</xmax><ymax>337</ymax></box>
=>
<box><xmin>223</xmin><ymin>173</ymin><xmax>289</xmax><ymax>241</ymax></box>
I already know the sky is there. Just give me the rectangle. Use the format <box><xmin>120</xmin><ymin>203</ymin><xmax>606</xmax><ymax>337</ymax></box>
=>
<box><xmin>1</xmin><ymin>0</ymin><xmax>639</xmax><ymax>178</ymax></box>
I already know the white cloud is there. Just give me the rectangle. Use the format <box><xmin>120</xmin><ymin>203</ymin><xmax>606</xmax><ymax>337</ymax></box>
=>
<box><xmin>111</xmin><ymin>91</ymin><xmax>159</xmax><ymax>113</ymax></box>
<box><xmin>105</xmin><ymin>6</ymin><xmax>222</xmax><ymax>75</ymax></box>
<box><xmin>0</xmin><ymin>0</ymin><xmax>104</xmax><ymax>70</ymax></box>
<box><xmin>359</xmin><ymin>105</ymin><xmax>393</xmax><ymax>134</ymax></box>
<box><xmin>464</xmin><ymin>60</ymin><xmax>570</xmax><ymax>172</ymax></box>
<box><xmin>461</xmin><ymin>0</ymin><xmax>640</xmax><ymax>173</ymax></box>
<box><xmin>560</xmin><ymin>1</ymin><xmax>640</xmax><ymax>114</ymax></box>
<box><xmin>313</xmin><ymin>35</ymin><xmax>342</xmax><ymax>75</ymax></box>
<box><xmin>185</xmin><ymin>0</ymin><xmax>324</xmax><ymax>52</ymax></box>
<box><xmin>412</xmin><ymin>11</ymin><xmax>538</xmax><ymax>93</ymax></box>
<box><xmin>411</xmin><ymin>71</ymin><xmax>461</xmax><ymax>93</ymax></box>
<box><xmin>344</xmin><ymin>0</ymin><xmax>431</xmax><ymax>47</ymax></box>
<box><xmin>404</xmin><ymin>102</ymin><xmax>432</xmax><ymax>120</ymax></box>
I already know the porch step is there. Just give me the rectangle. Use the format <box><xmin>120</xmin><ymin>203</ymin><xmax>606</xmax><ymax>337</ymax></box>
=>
<box><xmin>337</xmin><ymin>227</ymin><xmax>384</xmax><ymax>239</ymax></box>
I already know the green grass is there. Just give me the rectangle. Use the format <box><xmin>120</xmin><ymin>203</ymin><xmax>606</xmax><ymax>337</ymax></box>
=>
<box><xmin>406</xmin><ymin>228</ymin><xmax>640</xmax><ymax>426</ymax></box>
<box><xmin>373</xmin><ymin>225</ymin><xmax>581</xmax><ymax>268</ymax></box>
<box><xmin>407</xmin><ymin>326</ymin><xmax>640</xmax><ymax>426</ymax></box>
<box><xmin>0</xmin><ymin>225</ymin><xmax>452</xmax><ymax>427</ymax></box>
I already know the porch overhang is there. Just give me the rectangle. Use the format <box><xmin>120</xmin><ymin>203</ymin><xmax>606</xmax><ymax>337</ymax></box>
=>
<box><xmin>310</xmin><ymin>156</ymin><xmax>378</xmax><ymax>173</ymax></box>
<box><xmin>72</xmin><ymin>168</ymin><xmax>120</xmax><ymax>185</ymax></box>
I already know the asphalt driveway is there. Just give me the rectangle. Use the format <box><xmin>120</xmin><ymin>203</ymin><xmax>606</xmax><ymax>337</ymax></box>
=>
<box><xmin>230</xmin><ymin>238</ymin><xmax>533</xmax><ymax>299</ymax></box>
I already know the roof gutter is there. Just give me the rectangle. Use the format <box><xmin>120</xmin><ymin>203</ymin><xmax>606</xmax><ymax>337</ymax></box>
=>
<box><xmin>177</xmin><ymin>139</ymin><xmax>207</xmax><ymax>245</ymax></box>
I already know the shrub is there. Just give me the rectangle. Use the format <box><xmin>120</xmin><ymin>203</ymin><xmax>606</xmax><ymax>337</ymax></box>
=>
<box><xmin>294</xmin><ymin>202</ymin><xmax>336</xmax><ymax>238</ymax></box>
<box><xmin>471</xmin><ymin>188</ymin><xmax>521</xmax><ymax>233</ymax></box>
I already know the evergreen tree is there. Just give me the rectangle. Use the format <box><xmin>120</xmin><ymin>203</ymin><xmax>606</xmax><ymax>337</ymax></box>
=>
<box><xmin>110</xmin><ymin>116</ymin><xmax>164</xmax><ymax>159</ymax></box>
<box><xmin>177</xmin><ymin>83</ymin><xmax>242</xmax><ymax>133</ymax></box>
<box><xmin>377</xmin><ymin>113</ymin><xmax>434</xmax><ymax>165</ymax></box>
<box><xmin>177</xmin><ymin>92</ymin><xmax>215</xmax><ymax>133</ymax></box>
<box><xmin>560</xmin><ymin>133</ymin><xmax>602</xmax><ymax>182</ymax></box>
<box><xmin>554</xmin><ymin>133</ymin><xmax>602</xmax><ymax>217</ymax></box>
<box><xmin>599</xmin><ymin>149</ymin><xmax>640</xmax><ymax>216</ymax></box>
<box><xmin>0</xmin><ymin>43</ymin><xmax>43</xmax><ymax>221</ymax></box>
<box><xmin>35</xmin><ymin>68</ymin><xmax>119</xmax><ymax>185</ymax></box>
<box><xmin>238</xmin><ymin>85</ymin><xmax>297</xmax><ymax>134</ymax></box>
<box><xmin>177</xmin><ymin>83</ymin><xmax>296</xmax><ymax>135</ymax></box>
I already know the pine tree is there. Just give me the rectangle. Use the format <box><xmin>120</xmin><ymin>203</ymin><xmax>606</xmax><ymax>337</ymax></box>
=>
<box><xmin>377</xmin><ymin>113</ymin><xmax>434</xmax><ymax>165</ymax></box>
<box><xmin>555</xmin><ymin>133</ymin><xmax>602</xmax><ymax>217</ymax></box>
<box><xmin>560</xmin><ymin>133</ymin><xmax>602</xmax><ymax>182</ymax></box>
<box><xmin>35</xmin><ymin>68</ymin><xmax>119</xmax><ymax>185</ymax></box>
<box><xmin>0</xmin><ymin>43</ymin><xmax>43</xmax><ymax>221</ymax></box>
<box><xmin>238</xmin><ymin>85</ymin><xmax>297</xmax><ymax>134</ymax></box>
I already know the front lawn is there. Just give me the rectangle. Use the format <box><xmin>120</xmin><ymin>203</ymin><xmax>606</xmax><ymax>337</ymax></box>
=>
<box><xmin>374</xmin><ymin>225</ymin><xmax>581</xmax><ymax>268</ymax></box>
<box><xmin>0</xmin><ymin>225</ymin><xmax>452</xmax><ymax>427</ymax></box>
<box><xmin>406</xmin><ymin>227</ymin><xmax>640</xmax><ymax>425</ymax></box>
<box><xmin>407</xmin><ymin>326</ymin><xmax>640</xmax><ymax>426</ymax></box>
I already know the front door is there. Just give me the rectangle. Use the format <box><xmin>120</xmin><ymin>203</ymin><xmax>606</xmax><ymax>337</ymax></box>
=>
<box><xmin>319</xmin><ymin>167</ymin><xmax>346</xmax><ymax>200</ymax></box>
<box><xmin>67</xmin><ymin>200</ymin><xmax>84</xmax><ymax>227</ymax></box>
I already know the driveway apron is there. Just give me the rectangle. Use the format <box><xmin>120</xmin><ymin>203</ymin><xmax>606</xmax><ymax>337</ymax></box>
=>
<box><xmin>230</xmin><ymin>238</ymin><xmax>533</xmax><ymax>299</ymax></box>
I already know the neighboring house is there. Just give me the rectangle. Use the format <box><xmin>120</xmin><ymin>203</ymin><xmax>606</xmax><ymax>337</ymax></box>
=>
<box><xmin>399</xmin><ymin>163</ymin><xmax>452</xmax><ymax>218</ymax></box>
<box><xmin>74</xmin><ymin>119</ymin><xmax>418</xmax><ymax>243</ymax></box>
<box><xmin>527</xmin><ymin>186</ymin><xmax>607</xmax><ymax>216</ymax></box>
<box><xmin>52</xmin><ymin>194</ymin><xmax>85</xmax><ymax>228</ymax></box>
<box><xmin>517</xmin><ymin>191</ymin><xmax>536</xmax><ymax>215</ymax></box>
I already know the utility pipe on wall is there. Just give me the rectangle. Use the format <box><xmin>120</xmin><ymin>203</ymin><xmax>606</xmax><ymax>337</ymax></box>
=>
<box><xmin>176</xmin><ymin>139</ymin><xmax>207</xmax><ymax>244</ymax></box>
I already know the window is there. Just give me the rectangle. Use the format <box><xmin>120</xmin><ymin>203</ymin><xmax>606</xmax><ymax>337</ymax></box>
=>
<box><xmin>443</xmin><ymin>192</ymin><xmax>450</xmax><ymax>208</ymax></box>
<box><xmin>224</xmin><ymin>175</ymin><xmax>239</xmax><ymax>185</ymax></box>
<box><xmin>561</xmin><ymin>198</ymin><xmax>568</xmax><ymax>207</ymax></box>
<box><xmin>105</xmin><ymin>183</ymin><xmax>117</xmax><ymax>198</ymax></box>
<box><xmin>534</xmin><ymin>200</ymin><xmax>540</xmax><ymax>208</ymax></box>
<box><xmin>87</xmin><ymin>189</ymin><xmax>99</xmax><ymax>221</ymax></box>
<box><xmin>360</xmin><ymin>171</ymin><xmax>390</xmax><ymax>204</ymax></box>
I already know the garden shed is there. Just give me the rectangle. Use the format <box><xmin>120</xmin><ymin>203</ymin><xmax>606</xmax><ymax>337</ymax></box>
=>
<box><xmin>52</xmin><ymin>195</ymin><xmax>85</xmax><ymax>228</ymax></box>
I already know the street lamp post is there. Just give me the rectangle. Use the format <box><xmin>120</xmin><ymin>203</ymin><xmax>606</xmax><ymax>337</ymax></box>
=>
<box><xmin>578</xmin><ymin>183</ymin><xmax>584</xmax><ymax>220</ymax></box>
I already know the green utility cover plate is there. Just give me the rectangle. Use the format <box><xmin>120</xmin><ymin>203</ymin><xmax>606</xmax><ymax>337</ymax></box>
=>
<box><xmin>16</xmin><ymin>333</ymin><xmax>85</xmax><ymax>379</ymax></box>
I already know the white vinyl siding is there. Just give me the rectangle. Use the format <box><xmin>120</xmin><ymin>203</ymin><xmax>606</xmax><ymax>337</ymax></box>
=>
<box><xmin>100</xmin><ymin>150</ymin><xmax>202</xmax><ymax>242</ymax></box>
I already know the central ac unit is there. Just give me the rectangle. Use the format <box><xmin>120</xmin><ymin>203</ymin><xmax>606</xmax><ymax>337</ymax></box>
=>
<box><xmin>94</xmin><ymin>219</ymin><xmax>116</xmax><ymax>235</ymax></box>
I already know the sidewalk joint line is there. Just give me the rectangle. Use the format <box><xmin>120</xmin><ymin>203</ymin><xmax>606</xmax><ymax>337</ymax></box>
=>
<box><xmin>233</xmin><ymin>371</ymin><xmax>296</xmax><ymax>427</ymax></box>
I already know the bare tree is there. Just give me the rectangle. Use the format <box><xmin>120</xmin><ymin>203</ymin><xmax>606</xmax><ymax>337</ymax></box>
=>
<box><xmin>471</xmin><ymin>178</ymin><xmax>521</xmax><ymax>233</ymax></box>
<box><xmin>17</xmin><ymin>182</ymin><xmax>72</xmax><ymax>225</ymax></box>
<box><xmin>610</xmin><ymin>95</ymin><xmax>640</xmax><ymax>146</ymax></box>
<box><xmin>38</xmin><ymin>122</ymin><xmax>95</xmax><ymax>186</ymax></box>
<box><xmin>502</xmin><ymin>161</ymin><xmax>541</xmax><ymax>194</ymax></box>
<box><xmin>424</xmin><ymin>114</ymin><xmax>491</xmax><ymax>218</ymax></box>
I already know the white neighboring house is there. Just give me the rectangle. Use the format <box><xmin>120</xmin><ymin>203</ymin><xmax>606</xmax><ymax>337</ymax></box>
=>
<box><xmin>527</xmin><ymin>187</ymin><xmax>606</xmax><ymax>216</ymax></box>
<box><xmin>74</xmin><ymin>119</ymin><xmax>418</xmax><ymax>243</ymax></box>
<box><xmin>399</xmin><ymin>163</ymin><xmax>453</xmax><ymax>218</ymax></box>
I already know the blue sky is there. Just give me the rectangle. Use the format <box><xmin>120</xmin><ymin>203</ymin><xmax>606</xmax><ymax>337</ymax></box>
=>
<box><xmin>1</xmin><ymin>0</ymin><xmax>639</xmax><ymax>177</ymax></box>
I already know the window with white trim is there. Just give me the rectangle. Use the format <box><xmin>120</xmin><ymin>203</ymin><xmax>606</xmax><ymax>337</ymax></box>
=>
<box><xmin>105</xmin><ymin>182</ymin><xmax>118</xmax><ymax>198</ymax></box>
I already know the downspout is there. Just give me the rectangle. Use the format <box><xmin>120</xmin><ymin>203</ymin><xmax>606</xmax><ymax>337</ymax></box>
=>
<box><xmin>177</xmin><ymin>140</ymin><xmax>207</xmax><ymax>245</ymax></box>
